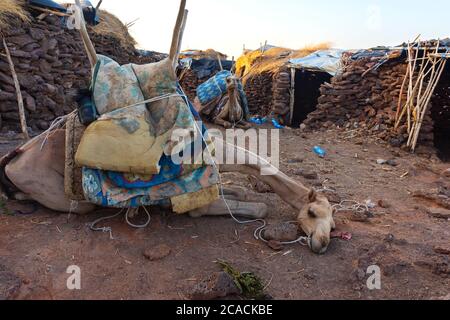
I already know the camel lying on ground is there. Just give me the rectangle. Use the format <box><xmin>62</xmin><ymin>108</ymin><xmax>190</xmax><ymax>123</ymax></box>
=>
<box><xmin>0</xmin><ymin>0</ymin><xmax>334</xmax><ymax>254</ymax></box>
<box><xmin>0</xmin><ymin>130</ymin><xmax>334</xmax><ymax>254</ymax></box>
<box><xmin>196</xmin><ymin>75</ymin><xmax>252</xmax><ymax>130</ymax></box>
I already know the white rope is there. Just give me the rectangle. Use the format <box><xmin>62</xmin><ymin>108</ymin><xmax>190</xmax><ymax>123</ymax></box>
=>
<box><xmin>176</xmin><ymin>87</ymin><xmax>310</xmax><ymax>247</ymax></box>
<box><xmin>125</xmin><ymin>206</ymin><xmax>151</xmax><ymax>229</ymax></box>
<box><xmin>40</xmin><ymin>111</ymin><xmax>76</xmax><ymax>150</ymax></box>
<box><xmin>89</xmin><ymin>208</ymin><xmax>125</xmax><ymax>240</ymax></box>
<box><xmin>332</xmin><ymin>200</ymin><xmax>369</xmax><ymax>214</ymax></box>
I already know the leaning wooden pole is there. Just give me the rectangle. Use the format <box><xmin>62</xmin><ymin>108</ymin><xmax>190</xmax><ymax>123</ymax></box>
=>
<box><xmin>173</xmin><ymin>9</ymin><xmax>188</xmax><ymax>70</ymax></box>
<box><xmin>2</xmin><ymin>37</ymin><xmax>29</xmax><ymax>140</ymax></box>
<box><xmin>169</xmin><ymin>0</ymin><xmax>187</xmax><ymax>67</ymax></box>
<box><xmin>75</xmin><ymin>0</ymin><xmax>98</xmax><ymax>68</ymax></box>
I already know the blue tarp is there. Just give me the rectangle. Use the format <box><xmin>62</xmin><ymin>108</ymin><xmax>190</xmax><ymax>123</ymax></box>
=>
<box><xmin>289</xmin><ymin>49</ymin><xmax>345</xmax><ymax>76</ymax></box>
<box><xmin>29</xmin><ymin>0</ymin><xmax>67</xmax><ymax>12</ymax></box>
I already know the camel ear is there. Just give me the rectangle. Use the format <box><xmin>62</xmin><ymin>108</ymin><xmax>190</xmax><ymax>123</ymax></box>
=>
<box><xmin>308</xmin><ymin>189</ymin><xmax>317</xmax><ymax>203</ymax></box>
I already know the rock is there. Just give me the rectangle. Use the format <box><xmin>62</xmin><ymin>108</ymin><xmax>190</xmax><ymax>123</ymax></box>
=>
<box><xmin>386</xmin><ymin>159</ymin><xmax>399</xmax><ymax>167</ymax></box>
<box><xmin>427</xmin><ymin>207</ymin><xmax>450</xmax><ymax>219</ymax></box>
<box><xmin>7</xmin><ymin>35</ymin><xmax>36</xmax><ymax>47</ymax></box>
<box><xmin>263</xmin><ymin>222</ymin><xmax>298</xmax><ymax>242</ymax></box>
<box><xmin>434</xmin><ymin>246</ymin><xmax>450</xmax><ymax>255</ymax></box>
<box><xmin>267</xmin><ymin>240</ymin><xmax>284</xmax><ymax>251</ymax></box>
<box><xmin>442</xmin><ymin>168</ymin><xmax>450</xmax><ymax>178</ymax></box>
<box><xmin>293</xmin><ymin>169</ymin><xmax>319</xmax><ymax>180</ymax></box>
<box><xmin>29</xmin><ymin>28</ymin><xmax>45</xmax><ymax>41</ymax></box>
<box><xmin>378</xmin><ymin>200</ymin><xmax>391</xmax><ymax>208</ymax></box>
<box><xmin>322</xmin><ymin>190</ymin><xmax>341</xmax><ymax>204</ymax></box>
<box><xmin>248</xmin><ymin>175</ymin><xmax>273</xmax><ymax>193</ymax></box>
<box><xmin>287</xmin><ymin>157</ymin><xmax>304</xmax><ymax>164</ymax></box>
<box><xmin>377</xmin><ymin>159</ymin><xmax>398</xmax><ymax>166</ymax></box>
<box><xmin>143</xmin><ymin>244</ymin><xmax>171</xmax><ymax>261</ymax></box>
<box><xmin>188</xmin><ymin>272</ymin><xmax>241</xmax><ymax>300</ymax></box>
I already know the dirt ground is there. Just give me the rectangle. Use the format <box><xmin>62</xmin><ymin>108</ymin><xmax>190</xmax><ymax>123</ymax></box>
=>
<box><xmin>0</xmin><ymin>127</ymin><xmax>449</xmax><ymax>300</ymax></box>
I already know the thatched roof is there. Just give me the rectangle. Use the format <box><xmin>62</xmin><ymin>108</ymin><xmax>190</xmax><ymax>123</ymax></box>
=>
<box><xmin>0</xmin><ymin>0</ymin><xmax>29</xmax><ymax>29</ymax></box>
<box><xmin>236</xmin><ymin>43</ymin><xmax>331</xmax><ymax>80</ymax></box>
<box><xmin>89</xmin><ymin>9</ymin><xmax>137</xmax><ymax>50</ymax></box>
<box><xmin>180</xmin><ymin>49</ymin><xmax>227</xmax><ymax>60</ymax></box>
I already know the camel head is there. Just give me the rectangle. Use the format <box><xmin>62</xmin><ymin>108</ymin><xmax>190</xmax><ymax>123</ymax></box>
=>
<box><xmin>297</xmin><ymin>189</ymin><xmax>335</xmax><ymax>254</ymax></box>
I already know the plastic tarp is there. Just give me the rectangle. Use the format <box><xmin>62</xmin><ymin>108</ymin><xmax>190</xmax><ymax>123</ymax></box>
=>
<box><xmin>288</xmin><ymin>49</ymin><xmax>345</xmax><ymax>76</ymax></box>
<box><xmin>181</xmin><ymin>58</ymin><xmax>233</xmax><ymax>79</ymax></box>
<box><xmin>29</xmin><ymin>0</ymin><xmax>67</xmax><ymax>12</ymax></box>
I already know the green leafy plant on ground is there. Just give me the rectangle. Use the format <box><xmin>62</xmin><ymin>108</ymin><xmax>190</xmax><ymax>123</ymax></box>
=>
<box><xmin>217</xmin><ymin>260</ymin><xmax>265</xmax><ymax>299</ymax></box>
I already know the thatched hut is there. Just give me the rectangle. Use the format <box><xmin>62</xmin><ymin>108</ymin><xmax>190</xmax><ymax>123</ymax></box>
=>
<box><xmin>235</xmin><ymin>43</ymin><xmax>332</xmax><ymax>124</ymax></box>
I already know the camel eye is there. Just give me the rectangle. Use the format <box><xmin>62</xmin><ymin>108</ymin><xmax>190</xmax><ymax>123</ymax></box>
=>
<box><xmin>308</xmin><ymin>209</ymin><xmax>317</xmax><ymax>218</ymax></box>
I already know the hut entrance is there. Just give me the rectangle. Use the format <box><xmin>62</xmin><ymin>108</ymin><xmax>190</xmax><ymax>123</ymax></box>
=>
<box><xmin>431</xmin><ymin>63</ymin><xmax>450</xmax><ymax>162</ymax></box>
<box><xmin>291</xmin><ymin>69</ymin><xmax>331</xmax><ymax>127</ymax></box>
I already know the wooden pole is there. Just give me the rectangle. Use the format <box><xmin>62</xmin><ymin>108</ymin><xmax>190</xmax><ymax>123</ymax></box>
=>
<box><xmin>217</xmin><ymin>53</ymin><xmax>224</xmax><ymax>71</ymax></box>
<box><xmin>169</xmin><ymin>0</ymin><xmax>187</xmax><ymax>65</ymax></box>
<box><xmin>75</xmin><ymin>0</ymin><xmax>97</xmax><ymax>68</ymax></box>
<box><xmin>95</xmin><ymin>0</ymin><xmax>103</xmax><ymax>11</ymax></box>
<box><xmin>289</xmin><ymin>67</ymin><xmax>296</xmax><ymax>126</ymax></box>
<box><xmin>2</xmin><ymin>37</ymin><xmax>29</xmax><ymax>140</ymax></box>
<box><xmin>173</xmin><ymin>9</ymin><xmax>188</xmax><ymax>71</ymax></box>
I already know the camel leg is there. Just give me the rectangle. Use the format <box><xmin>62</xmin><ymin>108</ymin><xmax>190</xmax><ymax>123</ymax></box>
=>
<box><xmin>214</xmin><ymin>118</ymin><xmax>232</xmax><ymax>129</ymax></box>
<box><xmin>189</xmin><ymin>198</ymin><xmax>268</xmax><ymax>219</ymax></box>
<box><xmin>235</xmin><ymin>121</ymin><xmax>252</xmax><ymax>130</ymax></box>
<box><xmin>221</xmin><ymin>186</ymin><xmax>270</xmax><ymax>204</ymax></box>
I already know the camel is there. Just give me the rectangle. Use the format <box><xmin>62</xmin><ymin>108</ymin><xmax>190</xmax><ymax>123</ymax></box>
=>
<box><xmin>1</xmin><ymin>130</ymin><xmax>334</xmax><ymax>254</ymax></box>
<box><xmin>196</xmin><ymin>75</ymin><xmax>252</xmax><ymax>130</ymax></box>
<box><xmin>0</xmin><ymin>0</ymin><xmax>335</xmax><ymax>254</ymax></box>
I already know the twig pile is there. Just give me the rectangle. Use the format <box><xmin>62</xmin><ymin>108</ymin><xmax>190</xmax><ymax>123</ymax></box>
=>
<box><xmin>395</xmin><ymin>39</ymin><xmax>449</xmax><ymax>151</ymax></box>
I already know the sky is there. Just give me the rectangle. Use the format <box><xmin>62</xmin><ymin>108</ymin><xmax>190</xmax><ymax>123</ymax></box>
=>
<box><xmin>63</xmin><ymin>0</ymin><xmax>450</xmax><ymax>59</ymax></box>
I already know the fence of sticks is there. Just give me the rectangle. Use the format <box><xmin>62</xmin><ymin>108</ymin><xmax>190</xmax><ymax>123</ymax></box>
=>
<box><xmin>395</xmin><ymin>39</ymin><xmax>450</xmax><ymax>151</ymax></box>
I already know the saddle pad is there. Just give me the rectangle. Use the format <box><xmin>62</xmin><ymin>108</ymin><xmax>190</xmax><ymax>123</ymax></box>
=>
<box><xmin>64</xmin><ymin>112</ymin><xmax>86</xmax><ymax>201</ymax></box>
<box><xmin>76</xmin><ymin>57</ymin><xmax>198</xmax><ymax>174</ymax></box>
<box><xmin>82</xmin><ymin>165</ymin><xmax>219</xmax><ymax>208</ymax></box>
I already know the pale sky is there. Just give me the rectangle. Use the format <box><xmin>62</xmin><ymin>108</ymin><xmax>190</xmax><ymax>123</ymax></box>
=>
<box><xmin>63</xmin><ymin>0</ymin><xmax>450</xmax><ymax>59</ymax></box>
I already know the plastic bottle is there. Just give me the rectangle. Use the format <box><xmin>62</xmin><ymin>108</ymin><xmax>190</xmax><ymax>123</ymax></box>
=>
<box><xmin>271</xmin><ymin>118</ymin><xmax>285</xmax><ymax>129</ymax></box>
<box><xmin>313</xmin><ymin>146</ymin><xmax>326</xmax><ymax>158</ymax></box>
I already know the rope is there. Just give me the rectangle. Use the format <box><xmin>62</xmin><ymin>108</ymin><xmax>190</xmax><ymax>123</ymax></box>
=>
<box><xmin>125</xmin><ymin>206</ymin><xmax>151</xmax><ymax>228</ymax></box>
<box><xmin>177</xmin><ymin>86</ymin><xmax>310</xmax><ymax>248</ymax></box>
<box><xmin>40</xmin><ymin>111</ymin><xmax>76</xmax><ymax>150</ymax></box>
<box><xmin>89</xmin><ymin>209</ymin><xmax>125</xmax><ymax>240</ymax></box>
<box><xmin>332</xmin><ymin>200</ymin><xmax>369</xmax><ymax>214</ymax></box>
<box><xmin>89</xmin><ymin>206</ymin><xmax>152</xmax><ymax>239</ymax></box>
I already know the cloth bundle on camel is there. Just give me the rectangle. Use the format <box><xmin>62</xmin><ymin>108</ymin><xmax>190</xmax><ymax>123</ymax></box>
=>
<box><xmin>68</xmin><ymin>54</ymin><xmax>219</xmax><ymax>212</ymax></box>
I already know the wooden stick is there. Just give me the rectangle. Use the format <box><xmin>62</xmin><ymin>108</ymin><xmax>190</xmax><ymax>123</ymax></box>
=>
<box><xmin>29</xmin><ymin>5</ymin><xmax>70</xmax><ymax>17</ymax></box>
<box><xmin>169</xmin><ymin>0</ymin><xmax>187</xmax><ymax>65</ymax></box>
<box><xmin>395</xmin><ymin>63</ymin><xmax>409</xmax><ymax>124</ymax></box>
<box><xmin>75</xmin><ymin>0</ymin><xmax>97</xmax><ymax>68</ymax></box>
<box><xmin>95</xmin><ymin>0</ymin><xmax>103</xmax><ymax>11</ymax></box>
<box><xmin>2</xmin><ymin>37</ymin><xmax>29</xmax><ymax>140</ymax></box>
<box><xmin>289</xmin><ymin>67</ymin><xmax>296</xmax><ymax>126</ymax></box>
<box><xmin>217</xmin><ymin>53</ymin><xmax>224</xmax><ymax>71</ymax></box>
<box><xmin>411</xmin><ymin>58</ymin><xmax>446</xmax><ymax>150</ymax></box>
<box><xmin>173</xmin><ymin>9</ymin><xmax>188</xmax><ymax>71</ymax></box>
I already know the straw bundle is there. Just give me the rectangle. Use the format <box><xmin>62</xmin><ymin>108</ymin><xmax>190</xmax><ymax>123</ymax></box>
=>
<box><xmin>0</xmin><ymin>0</ymin><xmax>29</xmax><ymax>30</ymax></box>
